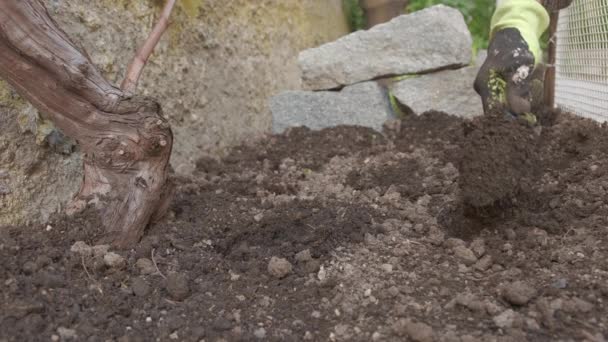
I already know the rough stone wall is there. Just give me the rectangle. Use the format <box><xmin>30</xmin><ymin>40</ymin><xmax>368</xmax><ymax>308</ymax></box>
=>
<box><xmin>0</xmin><ymin>0</ymin><xmax>348</xmax><ymax>226</ymax></box>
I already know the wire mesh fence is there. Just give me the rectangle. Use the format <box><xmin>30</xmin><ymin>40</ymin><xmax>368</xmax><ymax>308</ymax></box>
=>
<box><xmin>555</xmin><ymin>0</ymin><xmax>608</xmax><ymax>122</ymax></box>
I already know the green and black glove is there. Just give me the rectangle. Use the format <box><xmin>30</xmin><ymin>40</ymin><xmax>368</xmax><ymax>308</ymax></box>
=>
<box><xmin>475</xmin><ymin>0</ymin><xmax>553</xmax><ymax>122</ymax></box>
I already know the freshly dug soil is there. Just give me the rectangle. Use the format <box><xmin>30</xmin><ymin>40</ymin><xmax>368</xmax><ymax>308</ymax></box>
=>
<box><xmin>2</xmin><ymin>110</ymin><xmax>608</xmax><ymax>342</ymax></box>
<box><xmin>459</xmin><ymin>113</ymin><xmax>540</xmax><ymax>208</ymax></box>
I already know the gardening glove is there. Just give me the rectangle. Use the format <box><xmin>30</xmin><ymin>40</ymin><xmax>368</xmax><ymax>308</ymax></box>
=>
<box><xmin>475</xmin><ymin>0</ymin><xmax>550</xmax><ymax>122</ymax></box>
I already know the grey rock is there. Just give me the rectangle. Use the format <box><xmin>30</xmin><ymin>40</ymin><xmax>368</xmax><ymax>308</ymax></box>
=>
<box><xmin>391</xmin><ymin>66</ymin><xmax>483</xmax><ymax>118</ymax></box>
<box><xmin>299</xmin><ymin>5</ymin><xmax>472</xmax><ymax>90</ymax></box>
<box><xmin>271</xmin><ymin>81</ymin><xmax>392</xmax><ymax>134</ymax></box>
<box><xmin>502</xmin><ymin>281</ymin><xmax>537</xmax><ymax>306</ymax></box>
<box><xmin>268</xmin><ymin>256</ymin><xmax>293</xmax><ymax>279</ymax></box>
<box><xmin>476</xmin><ymin>50</ymin><xmax>488</xmax><ymax>65</ymax></box>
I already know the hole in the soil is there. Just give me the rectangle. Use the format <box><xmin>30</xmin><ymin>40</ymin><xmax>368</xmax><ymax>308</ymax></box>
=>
<box><xmin>438</xmin><ymin>201</ymin><xmax>513</xmax><ymax>240</ymax></box>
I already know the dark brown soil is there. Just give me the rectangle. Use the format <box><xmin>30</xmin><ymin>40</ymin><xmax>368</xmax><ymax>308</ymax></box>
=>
<box><xmin>459</xmin><ymin>114</ymin><xmax>540</xmax><ymax>208</ymax></box>
<box><xmin>2</xmin><ymin>110</ymin><xmax>608</xmax><ymax>342</ymax></box>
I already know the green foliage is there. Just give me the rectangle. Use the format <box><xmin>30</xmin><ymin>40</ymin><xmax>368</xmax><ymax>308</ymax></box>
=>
<box><xmin>343</xmin><ymin>0</ymin><xmax>495</xmax><ymax>51</ymax></box>
<box><xmin>343</xmin><ymin>0</ymin><xmax>366</xmax><ymax>31</ymax></box>
<box><xmin>407</xmin><ymin>0</ymin><xmax>495</xmax><ymax>51</ymax></box>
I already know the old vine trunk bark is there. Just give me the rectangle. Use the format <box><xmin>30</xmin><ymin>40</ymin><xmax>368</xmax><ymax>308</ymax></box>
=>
<box><xmin>0</xmin><ymin>1</ymin><xmax>173</xmax><ymax>247</ymax></box>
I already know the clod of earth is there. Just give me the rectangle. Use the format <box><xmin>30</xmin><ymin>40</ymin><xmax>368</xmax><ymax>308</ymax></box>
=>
<box><xmin>459</xmin><ymin>111</ymin><xmax>540</xmax><ymax>209</ymax></box>
<box><xmin>502</xmin><ymin>281</ymin><xmax>537</xmax><ymax>306</ymax></box>
<box><xmin>166</xmin><ymin>273</ymin><xmax>190</xmax><ymax>301</ymax></box>
<box><xmin>268</xmin><ymin>256</ymin><xmax>293</xmax><ymax>279</ymax></box>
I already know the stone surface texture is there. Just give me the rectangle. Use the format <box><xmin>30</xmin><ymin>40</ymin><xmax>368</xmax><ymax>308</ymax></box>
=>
<box><xmin>271</xmin><ymin>81</ymin><xmax>392</xmax><ymax>133</ymax></box>
<box><xmin>391</xmin><ymin>66</ymin><xmax>483</xmax><ymax>118</ymax></box>
<box><xmin>298</xmin><ymin>5</ymin><xmax>472</xmax><ymax>90</ymax></box>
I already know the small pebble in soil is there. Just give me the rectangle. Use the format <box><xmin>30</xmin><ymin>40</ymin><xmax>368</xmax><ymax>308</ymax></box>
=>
<box><xmin>493</xmin><ymin>309</ymin><xmax>522</xmax><ymax>329</ymax></box>
<box><xmin>22</xmin><ymin>261</ymin><xmax>37</xmax><ymax>275</ymax></box>
<box><xmin>381</xmin><ymin>264</ymin><xmax>393</xmax><ymax>273</ymax></box>
<box><xmin>70</xmin><ymin>241</ymin><xmax>92</xmax><ymax>256</ymax></box>
<box><xmin>166</xmin><ymin>273</ymin><xmax>190</xmax><ymax>301</ymax></box>
<box><xmin>453</xmin><ymin>246</ymin><xmax>477</xmax><ymax>266</ymax></box>
<box><xmin>254</xmin><ymin>328</ymin><xmax>267</xmax><ymax>339</ymax></box>
<box><xmin>57</xmin><ymin>327</ymin><xmax>77</xmax><ymax>340</ymax></box>
<box><xmin>103</xmin><ymin>252</ymin><xmax>126</xmax><ymax>269</ymax></box>
<box><xmin>132</xmin><ymin>277</ymin><xmax>151</xmax><ymax>297</ymax></box>
<box><xmin>474</xmin><ymin>255</ymin><xmax>493</xmax><ymax>271</ymax></box>
<box><xmin>502</xmin><ymin>281</ymin><xmax>537</xmax><ymax>306</ymax></box>
<box><xmin>135</xmin><ymin>258</ymin><xmax>156</xmax><ymax>275</ymax></box>
<box><xmin>268</xmin><ymin>256</ymin><xmax>293</xmax><ymax>278</ymax></box>
<box><xmin>295</xmin><ymin>249</ymin><xmax>312</xmax><ymax>262</ymax></box>
<box><xmin>392</xmin><ymin>319</ymin><xmax>434</xmax><ymax>342</ymax></box>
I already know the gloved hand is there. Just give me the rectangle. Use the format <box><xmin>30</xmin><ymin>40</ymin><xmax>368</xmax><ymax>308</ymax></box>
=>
<box><xmin>475</xmin><ymin>0</ymin><xmax>551</xmax><ymax>120</ymax></box>
<box><xmin>475</xmin><ymin>28</ymin><xmax>537</xmax><ymax>117</ymax></box>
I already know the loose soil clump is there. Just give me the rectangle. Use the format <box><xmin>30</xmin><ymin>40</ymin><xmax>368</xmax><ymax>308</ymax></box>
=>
<box><xmin>459</xmin><ymin>113</ymin><xmax>540</xmax><ymax>208</ymax></box>
<box><xmin>2</xmin><ymin>110</ymin><xmax>608</xmax><ymax>341</ymax></box>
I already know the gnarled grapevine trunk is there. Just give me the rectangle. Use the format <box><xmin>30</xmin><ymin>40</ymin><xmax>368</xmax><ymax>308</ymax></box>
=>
<box><xmin>0</xmin><ymin>0</ymin><xmax>174</xmax><ymax>247</ymax></box>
